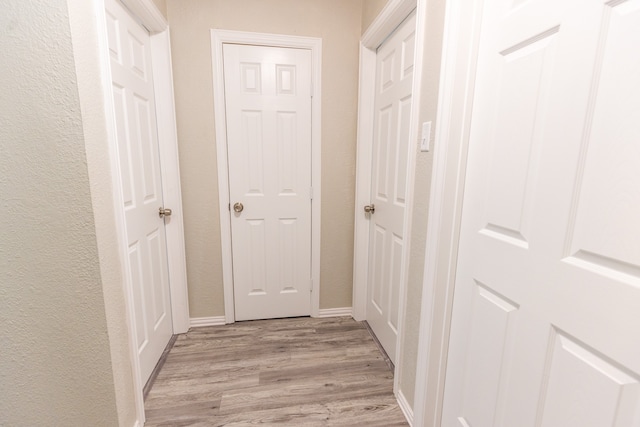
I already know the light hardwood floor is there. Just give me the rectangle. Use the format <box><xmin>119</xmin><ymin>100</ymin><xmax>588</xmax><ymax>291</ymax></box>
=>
<box><xmin>144</xmin><ymin>317</ymin><xmax>409</xmax><ymax>426</ymax></box>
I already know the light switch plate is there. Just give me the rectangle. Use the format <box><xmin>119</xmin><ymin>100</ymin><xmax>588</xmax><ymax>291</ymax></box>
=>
<box><xmin>420</xmin><ymin>121</ymin><xmax>432</xmax><ymax>152</ymax></box>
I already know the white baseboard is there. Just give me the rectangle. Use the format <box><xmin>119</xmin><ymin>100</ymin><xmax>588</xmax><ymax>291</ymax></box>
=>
<box><xmin>396</xmin><ymin>389</ymin><xmax>414</xmax><ymax>426</ymax></box>
<box><xmin>316</xmin><ymin>307</ymin><xmax>352</xmax><ymax>318</ymax></box>
<box><xmin>191</xmin><ymin>310</ymin><xmax>353</xmax><ymax>326</ymax></box>
<box><xmin>189</xmin><ymin>316</ymin><xmax>226</xmax><ymax>328</ymax></box>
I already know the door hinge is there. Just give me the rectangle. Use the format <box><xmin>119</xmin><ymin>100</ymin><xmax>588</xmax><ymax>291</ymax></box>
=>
<box><xmin>310</xmin><ymin>82</ymin><xmax>314</xmax><ymax>98</ymax></box>
<box><xmin>228</xmin><ymin>203</ymin><xmax>231</xmax><ymax>211</ymax></box>
<box><xmin>310</xmin><ymin>186</ymin><xmax>313</xmax><ymax>200</ymax></box>
<box><xmin>310</xmin><ymin>278</ymin><xmax>313</xmax><ymax>293</ymax></box>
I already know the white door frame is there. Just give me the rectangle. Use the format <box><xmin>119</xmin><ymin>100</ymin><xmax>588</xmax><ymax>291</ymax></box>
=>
<box><xmin>211</xmin><ymin>30</ymin><xmax>322</xmax><ymax>323</ymax></box>
<box><xmin>412</xmin><ymin>0</ymin><xmax>484</xmax><ymax>425</ymax></box>
<box><xmin>353</xmin><ymin>0</ymin><xmax>418</xmax><ymax>322</ymax></box>
<box><xmin>94</xmin><ymin>0</ymin><xmax>190</xmax><ymax>423</ymax></box>
<box><xmin>351</xmin><ymin>0</ymin><xmax>424</xmax><ymax>396</ymax></box>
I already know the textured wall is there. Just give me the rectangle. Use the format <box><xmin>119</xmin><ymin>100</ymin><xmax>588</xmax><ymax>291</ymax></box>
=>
<box><xmin>166</xmin><ymin>0</ymin><xmax>363</xmax><ymax>317</ymax></box>
<box><xmin>398</xmin><ymin>0</ymin><xmax>446</xmax><ymax>409</ymax></box>
<box><xmin>361</xmin><ymin>0</ymin><xmax>389</xmax><ymax>34</ymax></box>
<box><xmin>0</xmin><ymin>0</ymin><xmax>120</xmax><ymax>425</ymax></box>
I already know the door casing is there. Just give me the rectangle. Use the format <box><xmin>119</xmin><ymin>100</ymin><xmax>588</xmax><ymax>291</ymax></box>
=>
<box><xmin>211</xmin><ymin>30</ymin><xmax>322</xmax><ymax>323</ymax></box>
<box><xmin>352</xmin><ymin>0</ymin><xmax>425</xmax><ymax>412</ymax></box>
<box><xmin>94</xmin><ymin>0</ymin><xmax>189</xmax><ymax>423</ymax></box>
<box><xmin>411</xmin><ymin>0</ymin><xmax>495</xmax><ymax>425</ymax></box>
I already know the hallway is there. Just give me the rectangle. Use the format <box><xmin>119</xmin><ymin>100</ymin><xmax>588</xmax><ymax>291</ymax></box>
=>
<box><xmin>144</xmin><ymin>317</ymin><xmax>408</xmax><ymax>426</ymax></box>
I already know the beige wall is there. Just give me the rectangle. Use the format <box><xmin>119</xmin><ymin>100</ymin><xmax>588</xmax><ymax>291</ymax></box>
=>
<box><xmin>0</xmin><ymin>0</ymin><xmax>121</xmax><ymax>424</ymax></box>
<box><xmin>361</xmin><ymin>0</ymin><xmax>389</xmax><ymax>34</ymax></box>
<box><xmin>152</xmin><ymin>0</ymin><xmax>168</xmax><ymax>19</ymax></box>
<box><xmin>398</xmin><ymin>0</ymin><xmax>446</xmax><ymax>409</ymax></box>
<box><xmin>166</xmin><ymin>0</ymin><xmax>363</xmax><ymax>317</ymax></box>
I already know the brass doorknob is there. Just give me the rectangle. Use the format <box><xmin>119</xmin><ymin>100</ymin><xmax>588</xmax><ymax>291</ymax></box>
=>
<box><xmin>233</xmin><ymin>202</ymin><xmax>244</xmax><ymax>213</ymax></box>
<box><xmin>159</xmin><ymin>207</ymin><xmax>172</xmax><ymax>218</ymax></box>
<box><xmin>364</xmin><ymin>204</ymin><xmax>375</xmax><ymax>214</ymax></box>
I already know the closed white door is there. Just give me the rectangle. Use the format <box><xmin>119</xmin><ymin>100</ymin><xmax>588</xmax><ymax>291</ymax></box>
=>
<box><xmin>366</xmin><ymin>13</ymin><xmax>416</xmax><ymax>364</ymax></box>
<box><xmin>443</xmin><ymin>0</ymin><xmax>640</xmax><ymax>426</ymax></box>
<box><xmin>223</xmin><ymin>44</ymin><xmax>312</xmax><ymax>321</ymax></box>
<box><xmin>105</xmin><ymin>0</ymin><xmax>173</xmax><ymax>384</ymax></box>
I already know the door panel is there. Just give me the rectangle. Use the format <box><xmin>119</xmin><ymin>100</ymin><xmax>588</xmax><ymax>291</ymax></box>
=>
<box><xmin>223</xmin><ymin>44</ymin><xmax>312</xmax><ymax>321</ymax></box>
<box><xmin>366</xmin><ymin>13</ymin><xmax>416</xmax><ymax>364</ymax></box>
<box><xmin>443</xmin><ymin>0</ymin><xmax>640</xmax><ymax>426</ymax></box>
<box><xmin>105</xmin><ymin>0</ymin><xmax>173</xmax><ymax>384</ymax></box>
<box><xmin>539</xmin><ymin>331</ymin><xmax>639</xmax><ymax>427</ymax></box>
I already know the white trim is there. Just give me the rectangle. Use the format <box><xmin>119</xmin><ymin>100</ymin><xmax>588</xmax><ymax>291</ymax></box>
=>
<box><xmin>189</xmin><ymin>316</ymin><xmax>227</xmax><ymax>328</ymax></box>
<box><xmin>151</xmin><ymin>30</ymin><xmax>190</xmax><ymax>335</ymax></box>
<box><xmin>396</xmin><ymin>389</ymin><xmax>415</xmax><ymax>426</ymax></box>
<box><xmin>412</xmin><ymin>0</ymin><xmax>484</xmax><ymax>425</ymax></box>
<box><xmin>211</xmin><ymin>31</ymin><xmax>234</xmax><ymax>324</ymax></box>
<box><xmin>352</xmin><ymin>0</ymin><xmax>418</xmax><ymax>322</ymax></box>
<box><xmin>393</xmin><ymin>0</ymin><xmax>426</xmax><ymax>398</ymax></box>
<box><xmin>95</xmin><ymin>0</ymin><xmax>185</xmax><ymax>424</ymax></box>
<box><xmin>352</xmin><ymin>45</ymin><xmax>376</xmax><ymax>322</ymax></box>
<box><xmin>210</xmin><ymin>30</ymin><xmax>323</xmax><ymax>323</ymax></box>
<box><xmin>120</xmin><ymin>0</ymin><xmax>166</xmax><ymax>34</ymax></box>
<box><xmin>362</xmin><ymin>0</ymin><xmax>418</xmax><ymax>48</ymax></box>
<box><xmin>317</xmin><ymin>307</ymin><xmax>353</xmax><ymax>318</ymax></box>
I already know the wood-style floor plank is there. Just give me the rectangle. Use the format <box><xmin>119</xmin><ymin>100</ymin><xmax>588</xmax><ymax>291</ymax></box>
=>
<box><xmin>144</xmin><ymin>317</ymin><xmax>408</xmax><ymax>426</ymax></box>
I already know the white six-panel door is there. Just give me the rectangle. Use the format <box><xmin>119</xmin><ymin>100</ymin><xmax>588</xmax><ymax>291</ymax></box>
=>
<box><xmin>366</xmin><ymin>13</ymin><xmax>416</xmax><ymax>364</ymax></box>
<box><xmin>223</xmin><ymin>44</ymin><xmax>312</xmax><ymax>321</ymax></box>
<box><xmin>105</xmin><ymin>0</ymin><xmax>173</xmax><ymax>384</ymax></box>
<box><xmin>443</xmin><ymin>0</ymin><xmax>640</xmax><ymax>425</ymax></box>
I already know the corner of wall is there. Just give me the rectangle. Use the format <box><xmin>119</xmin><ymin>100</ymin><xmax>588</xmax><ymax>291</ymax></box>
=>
<box><xmin>67</xmin><ymin>0</ymin><xmax>140</xmax><ymax>425</ymax></box>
